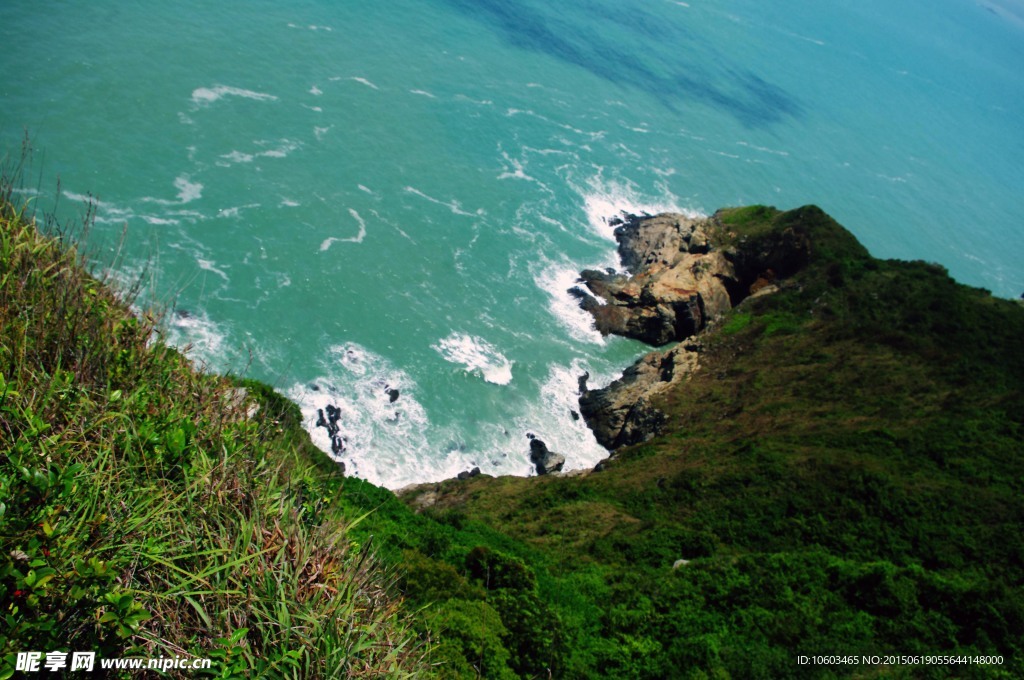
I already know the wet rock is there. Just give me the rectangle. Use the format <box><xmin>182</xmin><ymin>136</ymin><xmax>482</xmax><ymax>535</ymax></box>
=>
<box><xmin>613</xmin><ymin>212</ymin><xmax>710</xmax><ymax>274</ymax></box>
<box><xmin>528</xmin><ymin>437</ymin><xmax>565</xmax><ymax>475</ymax></box>
<box><xmin>574</xmin><ymin>208</ymin><xmax>821</xmax><ymax>452</ymax></box>
<box><xmin>315</xmin><ymin>403</ymin><xmax>346</xmax><ymax>455</ymax></box>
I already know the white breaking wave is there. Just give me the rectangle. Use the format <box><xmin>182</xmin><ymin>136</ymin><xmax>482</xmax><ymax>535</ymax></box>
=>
<box><xmin>62</xmin><ymin>190</ymin><xmax>145</xmax><ymax>226</ymax></box>
<box><xmin>162</xmin><ymin>309</ymin><xmax>230</xmax><ymax>370</ymax></box>
<box><xmin>533</xmin><ymin>259</ymin><xmax>606</xmax><ymax>345</ymax></box>
<box><xmin>736</xmin><ymin>140</ymin><xmax>791</xmax><ymax>156</ymax></box>
<box><xmin>576</xmin><ymin>176</ymin><xmax>699</xmax><ymax>243</ymax></box>
<box><xmin>349</xmin><ymin>77</ymin><xmax>379</xmax><ymax>90</ymax></box>
<box><xmin>140</xmin><ymin>215</ymin><xmax>179</xmax><ymax>225</ymax></box>
<box><xmin>218</xmin><ymin>140</ymin><xmax>300</xmax><ymax>166</ymax></box>
<box><xmin>287</xmin><ymin>343</ymin><xmax>447</xmax><ymax>488</ymax></box>
<box><xmin>433</xmin><ymin>333</ymin><xmax>514</xmax><ymax>385</ymax></box>
<box><xmin>286</xmin><ymin>23</ymin><xmax>333</xmax><ymax>32</ymax></box>
<box><xmin>220</xmin><ymin>150</ymin><xmax>255</xmax><ymax>164</ymax></box>
<box><xmin>196</xmin><ymin>257</ymin><xmax>230</xmax><ymax>282</ymax></box>
<box><xmin>496</xmin><ymin>149</ymin><xmax>551</xmax><ymax>191</ymax></box>
<box><xmin>190</xmin><ymin>85</ymin><xmax>278</xmax><ymax>106</ymax></box>
<box><xmin>532</xmin><ymin>359</ymin><xmax>614</xmax><ymax>468</ymax></box>
<box><xmin>217</xmin><ymin>203</ymin><xmax>260</xmax><ymax>219</ymax></box>
<box><xmin>256</xmin><ymin>138</ymin><xmax>300</xmax><ymax>158</ymax></box>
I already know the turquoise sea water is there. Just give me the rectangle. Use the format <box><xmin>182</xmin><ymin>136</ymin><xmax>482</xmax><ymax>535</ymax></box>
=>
<box><xmin>3</xmin><ymin>0</ymin><xmax>1023</xmax><ymax>487</ymax></box>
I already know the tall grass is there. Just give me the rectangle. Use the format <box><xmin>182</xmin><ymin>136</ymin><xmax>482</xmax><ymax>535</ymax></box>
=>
<box><xmin>0</xmin><ymin>156</ymin><xmax>425</xmax><ymax>678</ymax></box>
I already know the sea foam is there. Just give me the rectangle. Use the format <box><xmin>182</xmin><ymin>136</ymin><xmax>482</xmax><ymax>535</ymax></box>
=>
<box><xmin>577</xmin><ymin>177</ymin><xmax>699</xmax><ymax>243</ymax></box>
<box><xmin>288</xmin><ymin>343</ymin><xmax>445</xmax><ymax>488</ymax></box>
<box><xmin>533</xmin><ymin>260</ymin><xmax>606</xmax><ymax>346</ymax></box>
<box><xmin>319</xmin><ymin>209</ymin><xmax>368</xmax><ymax>251</ymax></box>
<box><xmin>162</xmin><ymin>309</ymin><xmax>230</xmax><ymax>370</ymax></box>
<box><xmin>433</xmin><ymin>333</ymin><xmax>514</xmax><ymax>385</ymax></box>
<box><xmin>174</xmin><ymin>175</ymin><xmax>204</xmax><ymax>203</ymax></box>
<box><xmin>190</xmin><ymin>85</ymin><xmax>278</xmax><ymax>106</ymax></box>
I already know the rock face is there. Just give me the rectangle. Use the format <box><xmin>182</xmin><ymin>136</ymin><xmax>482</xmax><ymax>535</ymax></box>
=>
<box><xmin>579</xmin><ymin>341</ymin><xmax>701</xmax><ymax>450</ymax></box>
<box><xmin>572</xmin><ymin>213</ymin><xmax>737</xmax><ymax>346</ymax></box>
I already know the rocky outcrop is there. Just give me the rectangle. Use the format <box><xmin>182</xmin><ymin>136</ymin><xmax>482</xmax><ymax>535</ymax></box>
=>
<box><xmin>223</xmin><ymin>387</ymin><xmax>261</xmax><ymax>421</ymax></box>
<box><xmin>457</xmin><ymin>467</ymin><xmax>482</xmax><ymax>480</ymax></box>
<box><xmin>573</xmin><ymin>209</ymin><xmax>809</xmax><ymax>451</ymax></box>
<box><xmin>578</xmin><ymin>341</ymin><xmax>701</xmax><ymax>450</ymax></box>
<box><xmin>527</xmin><ymin>435</ymin><xmax>565</xmax><ymax>475</ymax></box>
<box><xmin>611</xmin><ymin>212</ymin><xmax>711</xmax><ymax>273</ymax></box>
<box><xmin>571</xmin><ymin>213</ymin><xmax>737</xmax><ymax>346</ymax></box>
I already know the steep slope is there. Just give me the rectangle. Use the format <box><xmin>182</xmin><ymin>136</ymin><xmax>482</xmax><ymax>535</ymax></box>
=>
<box><xmin>0</xmin><ymin>188</ymin><xmax>425</xmax><ymax>678</ymax></box>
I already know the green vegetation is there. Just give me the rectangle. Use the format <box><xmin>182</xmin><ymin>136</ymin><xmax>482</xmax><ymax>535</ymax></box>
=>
<box><xmin>3</xmin><ymin>165</ymin><xmax>1022</xmax><ymax>679</ymax></box>
<box><xmin>0</xmin><ymin>175</ymin><xmax>425</xmax><ymax>677</ymax></box>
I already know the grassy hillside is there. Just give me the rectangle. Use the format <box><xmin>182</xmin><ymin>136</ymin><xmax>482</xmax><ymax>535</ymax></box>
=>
<box><xmin>0</xmin><ymin>184</ymin><xmax>425</xmax><ymax>676</ymax></box>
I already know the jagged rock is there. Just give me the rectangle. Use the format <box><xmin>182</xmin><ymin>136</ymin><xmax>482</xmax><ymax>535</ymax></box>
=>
<box><xmin>316</xmin><ymin>403</ymin><xmax>346</xmax><ymax>455</ymax></box>
<box><xmin>613</xmin><ymin>212</ymin><xmax>710</xmax><ymax>273</ymax></box>
<box><xmin>573</xmin><ymin>214</ymin><xmax>737</xmax><ymax>346</ymax></box>
<box><xmin>573</xmin><ymin>208</ymin><xmax>828</xmax><ymax>454</ymax></box>
<box><xmin>386</xmin><ymin>387</ymin><xmax>400</xmax><ymax>403</ymax></box>
<box><xmin>579</xmin><ymin>343</ymin><xmax>700</xmax><ymax>450</ymax></box>
<box><xmin>528</xmin><ymin>437</ymin><xmax>565</xmax><ymax>475</ymax></box>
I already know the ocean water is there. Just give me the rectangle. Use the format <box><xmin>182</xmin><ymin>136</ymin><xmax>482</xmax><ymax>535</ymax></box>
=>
<box><xmin>3</xmin><ymin>0</ymin><xmax>1022</xmax><ymax>488</ymax></box>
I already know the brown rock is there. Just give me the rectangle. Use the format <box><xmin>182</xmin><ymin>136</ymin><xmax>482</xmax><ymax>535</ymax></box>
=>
<box><xmin>574</xmin><ymin>214</ymin><xmax>738</xmax><ymax>346</ymax></box>
<box><xmin>578</xmin><ymin>343</ymin><xmax>700</xmax><ymax>450</ymax></box>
